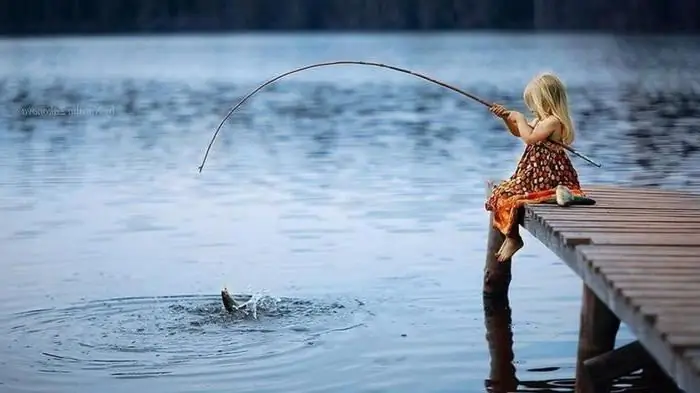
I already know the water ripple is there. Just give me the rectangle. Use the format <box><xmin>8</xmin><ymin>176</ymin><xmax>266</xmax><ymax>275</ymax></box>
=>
<box><xmin>1</xmin><ymin>294</ymin><xmax>370</xmax><ymax>392</ymax></box>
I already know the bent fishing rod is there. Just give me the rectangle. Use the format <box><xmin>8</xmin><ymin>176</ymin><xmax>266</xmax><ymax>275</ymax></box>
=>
<box><xmin>197</xmin><ymin>60</ymin><xmax>601</xmax><ymax>172</ymax></box>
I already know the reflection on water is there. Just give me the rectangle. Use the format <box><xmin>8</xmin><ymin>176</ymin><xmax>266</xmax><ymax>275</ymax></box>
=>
<box><xmin>0</xmin><ymin>33</ymin><xmax>698</xmax><ymax>393</ymax></box>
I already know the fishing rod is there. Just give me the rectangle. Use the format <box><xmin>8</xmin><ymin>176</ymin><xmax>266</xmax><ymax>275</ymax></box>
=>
<box><xmin>197</xmin><ymin>60</ymin><xmax>601</xmax><ymax>172</ymax></box>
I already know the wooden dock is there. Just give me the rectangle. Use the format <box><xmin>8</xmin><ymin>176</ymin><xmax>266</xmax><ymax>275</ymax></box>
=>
<box><xmin>483</xmin><ymin>184</ymin><xmax>700</xmax><ymax>393</ymax></box>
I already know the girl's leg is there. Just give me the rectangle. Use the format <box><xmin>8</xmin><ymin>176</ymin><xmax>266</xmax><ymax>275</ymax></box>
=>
<box><xmin>496</xmin><ymin>208</ymin><xmax>525</xmax><ymax>262</ymax></box>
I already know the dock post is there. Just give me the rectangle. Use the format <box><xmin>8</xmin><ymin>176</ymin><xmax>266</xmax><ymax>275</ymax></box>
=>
<box><xmin>484</xmin><ymin>213</ymin><xmax>511</xmax><ymax>296</ymax></box>
<box><xmin>483</xmin><ymin>180</ymin><xmax>511</xmax><ymax>297</ymax></box>
<box><xmin>575</xmin><ymin>285</ymin><xmax>621</xmax><ymax>393</ymax></box>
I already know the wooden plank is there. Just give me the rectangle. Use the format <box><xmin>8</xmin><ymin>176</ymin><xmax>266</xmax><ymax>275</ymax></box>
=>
<box><xmin>531</xmin><ymin>210</ymin><xmax>700</xmax><ymax>217</ymax></box>
<box><xmin>544</xmin><ymin>221</ymin><xmax>700</xmax><ymax>229</ymax></box>
<box><xmin>586</xmin><ymin>187</ymin><xmax>691</xmax><ymax>194</ymax></box>
<box><xmin>665</xmin><ymin>334</ymin><xmax>700</xmax><ymax>348</ymax></box>
<box><xmin>584</xmin><ymin>190</ymin><xmax>700</xmax><ymax>202</ymax></box>
<box><xmin>659</xmin><ymin>332</ymin><xmax>700</xmax><ymax>348</ymax></box>
<box><xmin>584</xmin><ymin>198</ymin><xmax>698</xmax><ymax>204</ymax></box>
<box><xmin>596</xmin><ymin>266</ymin><xmax>700</xmax><ymax>275</ymax></box>
<box><xmin>636</xmin><ymin>305</ymin><xmax>700</xmax><ymax>324</ymax></box>
<box><xmin>603</xmin><ymin>272</ymin><xmax>700</xmax><ymax>282</ymax></box>
<box><xmin>588</xmin><ymin>203</ymin><xmax>698</xmax><ymax>208</ymax></box>
<box><xmin>636</xmin><ymin>299</ymin><xmax>700</xmax><ymax>309</ymax></box>
<box><xmin>586</xmin><ymin>256</ymin><xmax>700</xmax><ymax>264</ymax></box>
<box><xmin>654</xmin><ymin>313</ymin><xmax>700</xmax><ymax>326</ymax></box>
<box><xmin>554</xmin><ymin>228</ymin><xmax>699</xmax><ymax>234</ymax></box>
<box><xmin>532</xmin><ymin>210</ymin><xmax>700</xmax><ymax>218</ymax></box>
<box><xmin>578</xmin><ymin>245</ymin><xmax>700</xmax><ymax>257</ymax></box>
<box><xmin>534</xmin><ymin>215</ymin><xmax>700</xmax><ymax>223</ymax></box>
<box><xmin>528</xmin><ymin>205</ymin><xmax>700</xmax><ymax>212</ymax></box>
<box><xmin>586</xmin><ymin>185</ymin><xmax>690</xmax><ymax>191</ymax></box>
<box><xmin>526</xmin><ymin>205</ymin><xmax>700</xmax><ymax>217</ymax></box>
<box><xmin>590</xmin><ymin>257</ymin><xmax>700</xmax><ymax>265</ymax></box>
<box><xmin>557</xmin><ymin>225</ymin><xmax>700</xmax><ymax>231</ymax></box>
<box><xmin>579</xmin><ymin>197</ymin><xmax>699</xmax><ymax>203</ymax></box>
<box><xmin>560</xmin><ymin>232</ymin><xmax>700</xmax><ymax>246</ymax></box>
<box><xmin>533</xmin><ymin>201</ymin><xmax>700</xmax><ymax>208</ymax></box>
<box><xmin>683</xmin><ymin>349</ymin><xmax>700</xmax><ymax>373</ymax></box>
<box><xmin>586</xmin><ymin>190</ymin><xmax>698</xmax><ymax>196</ymax></box>
<box><xmin>592</xmin><ymin>261</ymin><xmax>700</xmax><ymax>271</ymax></box>
<box><xmin>585</xmin><ymin>195</ymin><xmax>698</xmax><ymax>202</ymax></box>
<box><xmin>619</xmin><ymin>288</ymin><xmax>700</xmax><ymax>300</ymax></box>
<box><xmin>606</xmin><ymin>279</ymin><xmax>700</xmax><ymax>290</ymax></box>
<box><xmin>586</xmin><ymin>186</ymin><xmax>698</xmax><ymax>195</ymax></box>
<box><xmin>533</xmin><ymin>202</ymin><xmax>700</xmax><ymax>209</ymax></box>
<box><xmin>587</xmin><ymin>190</ymin><xmax>697</xmax><ymax>196</ymax></box>
<box><xmin>582</xmin><ymin>197</ymin><xmax>691</xmax><ymax>203</ymax></box>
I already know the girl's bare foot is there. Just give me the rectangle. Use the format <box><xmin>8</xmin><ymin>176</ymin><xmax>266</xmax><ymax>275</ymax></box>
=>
<box><xmin>495</xmin><ymin>240</ymin><xmax>507</xmax><ymax>258</ymax></box>
<box><xmin>497</xmin><ymin>236</ymin><xmax>524</xmax><ymax>262</ymax></box>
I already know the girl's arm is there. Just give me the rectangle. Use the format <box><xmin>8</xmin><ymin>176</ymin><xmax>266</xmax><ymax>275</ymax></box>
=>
<box><xmin>503</xmin><ymin>118</ymin><xmax>520</xmax><ymax>137</ymax></box>
<box><xmin>511</xmin><ymin>114</ymin><xmax>559</xmax><ymax>144</ymax></box>
<box><xmin>489</xmin><ymin>104</ymin><xmax>519</xmax><ymax>136</ymax></box>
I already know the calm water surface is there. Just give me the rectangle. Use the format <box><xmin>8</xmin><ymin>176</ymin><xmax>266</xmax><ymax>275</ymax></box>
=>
<box><xmin>1</xmin><ymin>33</ymin><xmax>699</xmax><ymax>393</ymax></box>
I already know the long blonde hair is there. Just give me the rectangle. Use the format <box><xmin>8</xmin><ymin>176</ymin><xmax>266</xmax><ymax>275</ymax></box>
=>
<box><xmin>523</xmin><ymin>72</ymin><xmax>575</xmax><ymax>145</ymax></box>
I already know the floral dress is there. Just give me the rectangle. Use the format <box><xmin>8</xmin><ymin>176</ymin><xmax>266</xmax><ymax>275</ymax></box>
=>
<box><xmin>485</xmin><ymin>140</ymin><xmax>586</xmax><ymax>236</ymax></box>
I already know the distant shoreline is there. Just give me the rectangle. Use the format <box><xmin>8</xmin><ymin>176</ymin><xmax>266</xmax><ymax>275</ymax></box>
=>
<box><xmin>1</xmin><ymin>28</ymin><xmax>697</xmax><ymax>40</ymax></box>
<box><xmin>3</xmin><ymin>0</ymin><xmax>698</xmax><ymax>38</ymax></box>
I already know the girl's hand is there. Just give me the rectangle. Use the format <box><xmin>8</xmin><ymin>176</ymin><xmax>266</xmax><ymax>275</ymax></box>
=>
<box><xmin>507</xmin><ymin>111</ymin><xmax>526</xmax><ymax>123</ymax></box>
<box><xmin>489</xmin><ymin>104</ymin><xmax>509</xmax><ymax>119</ymax></box>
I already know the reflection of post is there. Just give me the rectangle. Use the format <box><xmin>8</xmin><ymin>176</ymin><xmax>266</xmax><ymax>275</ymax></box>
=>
<box><xmin>483</xmin><ymin>295</ymin><xmax>518</xmax><ymax>393</ymax></box>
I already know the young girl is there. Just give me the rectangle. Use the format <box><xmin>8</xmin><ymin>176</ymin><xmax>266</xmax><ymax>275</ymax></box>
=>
<box><xmin>485</xmin><ymin>72</ymin><xmax>586</xmax><ymax>262</ymax></box>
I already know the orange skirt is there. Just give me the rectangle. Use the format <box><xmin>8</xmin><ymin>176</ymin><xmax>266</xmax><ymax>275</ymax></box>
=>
<box><xmin>487</xmin><ymin>187</ymin><xmax>586</xmax><ymax>236</ymax></box>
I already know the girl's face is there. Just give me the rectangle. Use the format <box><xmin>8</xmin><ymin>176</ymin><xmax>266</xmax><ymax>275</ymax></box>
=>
<box><xmin>523</xmin><ymin>85</ymin><xmax>537</xmax><ymax>116</ymax></box>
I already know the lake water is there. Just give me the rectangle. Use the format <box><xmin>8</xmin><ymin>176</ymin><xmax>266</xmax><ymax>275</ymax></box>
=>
<box><xmin>1</xmin><ymin>33</ymin><xmax>699</xmax><ymax>393</ymax></box>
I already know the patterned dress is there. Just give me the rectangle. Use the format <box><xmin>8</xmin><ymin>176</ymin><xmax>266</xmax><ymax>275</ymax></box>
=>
<box><xmin>485</xmin><ymin>140</ymin><xmax>586</xmax><ymax>236</ymax></box>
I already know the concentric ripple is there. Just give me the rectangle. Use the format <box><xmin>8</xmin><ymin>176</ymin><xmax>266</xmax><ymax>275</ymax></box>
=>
<box><xmin>0</xmin><ymin>294</ymin><xmax>370</xmax><ymax>393</ymax></box>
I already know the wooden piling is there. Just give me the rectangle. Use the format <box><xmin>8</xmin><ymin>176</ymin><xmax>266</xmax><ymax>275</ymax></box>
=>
<box><xmin>576</xmin><ymin>285</ymin><xmax>621</xmax><ymax>393</ymax></box>
<box><xmin>483</xmin><ymin>213</ymin><xmax>512</xmax><ymax>296</ymax></box>
<box><xmin>484</xmin><ymin>180</ymin><xmax>512</xmax><ymax>297</ymax></box>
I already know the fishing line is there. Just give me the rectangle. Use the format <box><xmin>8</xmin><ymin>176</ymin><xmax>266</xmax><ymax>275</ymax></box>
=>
<box><xmin>197</xmin><ymin>60</ymin><xmax>601</xmax><ymax>172</ymax></box>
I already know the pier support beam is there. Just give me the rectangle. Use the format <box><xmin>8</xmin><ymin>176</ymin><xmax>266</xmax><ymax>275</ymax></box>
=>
<box><xmin>642</xmin><ymin>360</ymin><xmax>683</xmax><ymax>393</ymax></box>
<box><xmin>575</xmin><ymin>285</ymin><xmax>621</xmax><ymax>393</ymax></box>
<box><xmin>582</xmin><ymin>340</ymin><xmax>656</xmax><ymax>391</ymax></box>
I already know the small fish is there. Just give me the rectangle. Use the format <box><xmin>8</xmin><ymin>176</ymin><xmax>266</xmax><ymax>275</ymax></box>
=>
<box><xmin>221</xmin><ymin>287</ymin><xmax>248</xmax><ymax>314</ymax></box>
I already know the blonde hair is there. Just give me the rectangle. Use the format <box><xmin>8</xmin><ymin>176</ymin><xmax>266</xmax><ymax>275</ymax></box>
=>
<box><xmin>523</xmin><ymin>72</ymin><xmax>575</xmax><ymax>145</ymax></box>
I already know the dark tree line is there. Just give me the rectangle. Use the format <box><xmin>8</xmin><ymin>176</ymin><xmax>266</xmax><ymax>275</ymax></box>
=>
<box><xmin>0</xmin><ymin>0</ymin><xmax>698</xmax><ymax>36</ymax></box>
